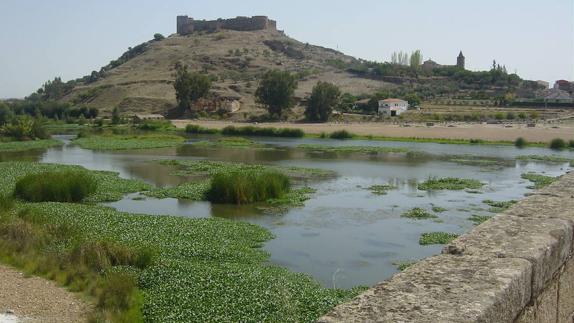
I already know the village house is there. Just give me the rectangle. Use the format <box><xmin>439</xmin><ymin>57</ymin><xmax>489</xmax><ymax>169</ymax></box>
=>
<box><xmin>378</xmin><ymin>98</ymin><xmax>409</xmax><ymax>116</ymax></box>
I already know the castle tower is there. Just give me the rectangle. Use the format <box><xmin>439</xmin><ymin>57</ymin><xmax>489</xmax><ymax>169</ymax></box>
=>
<box><xmin>177</xmin><ymin>15</ymin><xmax>192</xmax><ymax>35</ymax></box>
<box><xmin>457</xmin><ymin>51</ymin><xmax>465</xmax><ymax>69</ymax></box>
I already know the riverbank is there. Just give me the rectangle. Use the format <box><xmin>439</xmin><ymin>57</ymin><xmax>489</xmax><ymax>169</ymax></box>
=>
<box><xmin>0</xmin><ymin>162</ymin><xmax>362</xmax><ymax>322</ymax></box>
<box><xmin>172</xmin><ymin>120</ymin><xmax>574</xmax><ymax>144</ymax></box>
<box><xmin>0</xmin><ymin>264</ymin><xmax>89</xmax><ymax>323</ymax></box>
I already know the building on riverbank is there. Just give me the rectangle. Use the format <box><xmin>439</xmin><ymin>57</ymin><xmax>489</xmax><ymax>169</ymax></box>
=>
<box><xmin>378</xmin><ymin>98</ymin><xmax>408</xmax><ymax>116</ymax></box>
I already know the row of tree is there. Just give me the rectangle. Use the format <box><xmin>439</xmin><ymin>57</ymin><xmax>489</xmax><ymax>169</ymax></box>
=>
<box><xmin>174</xmin><ymin>66</ymin><xmax>423</xmax><ymax>122</ymax></box>
<box><xmin>174</xmin><ymin>66</ymin><xmax>342</xmax><ymax>122</ymax></box>
<box><xmin>0</xmin><ymin>100</ymin><xmax>98</xmax><ymax>122</ymax></box>
<box><xmin>390</xmin><ymin>50</ymin><xmax>423</xmax><ymax>69</ymax></box>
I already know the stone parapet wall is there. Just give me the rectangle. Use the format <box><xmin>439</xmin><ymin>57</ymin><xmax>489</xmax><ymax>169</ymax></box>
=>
<box><xmin>319</xmin><ymin>171</ymin><xmax>574</xmax><ymax>322</ymax></box>
<box><xmin>176</xmin><ymin>15</ymin><xmax>276</xmax><ymax>35</ymax></box>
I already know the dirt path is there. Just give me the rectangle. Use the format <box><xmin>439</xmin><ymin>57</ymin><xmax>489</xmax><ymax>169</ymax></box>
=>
<box><xmin>172</xmin><ymin>120</ymin><xmax>574</xmax><ymax>143</ymax></box>
<box><xmin>0</xmin><ymin>265</ymin><xmax>90</xmax><ymax>323</ymax></box>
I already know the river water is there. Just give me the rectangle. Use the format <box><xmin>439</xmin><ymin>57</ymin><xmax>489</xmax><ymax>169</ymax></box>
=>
<box><xmin>3</xmin><ymin>135</ymin><xmax>573</xmax><ymax>289</ymax></box>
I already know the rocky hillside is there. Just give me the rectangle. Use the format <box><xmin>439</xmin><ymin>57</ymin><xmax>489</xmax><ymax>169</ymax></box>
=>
<box><xmin>62</xmin><ymin>29</ymin><xmax>393</xmax><ymax>117</ymax></box>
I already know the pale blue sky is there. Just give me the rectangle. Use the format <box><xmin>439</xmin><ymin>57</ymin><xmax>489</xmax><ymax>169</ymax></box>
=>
<box><xmin>0</xmin><ymin>0</ymin><xmax>572</xmax><ymax>98</ymax></box>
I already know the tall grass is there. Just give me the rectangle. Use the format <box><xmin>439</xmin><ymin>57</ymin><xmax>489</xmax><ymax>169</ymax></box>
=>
<box><xmin>14</xmin><ymin>171</ymin><xmax>97</xmax><ymax>202</ymax></box>
<box><xmin>0</xmin><ymin>195</ymin><xmax>14</xmax><ymax>212</ymax></box>
<box><xmin>207</xmin><ymin>170</ymin><xmax>290</xmax><ymax>204</ymax></box>
<box><xmin>0</xmin><ymin>206</ymin><xmax>151</xmax><ymax>321</ymax></box>
<box><xmin>329</xmin><ymin>130</ymin><xmax>354</xmax><ymax>139</ymax></box>
<box><xmin>221</xmin><ymin>126</ymin><xmax>305</xmax><ymax>138</ymax></box>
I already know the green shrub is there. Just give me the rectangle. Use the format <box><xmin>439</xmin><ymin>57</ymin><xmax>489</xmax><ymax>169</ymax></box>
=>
<box><xmin>494</xmin><ymin>112</ymin><xmax>505</xmax><ymax>120</ymax></box>
<box><xmin>569</xmin><ymin>140</ymin><xmax>574</xmax><ymax>148</ymax></box>
<box><xmin>329</xmin><ymin>130</ymin><xmax>353</xmax><ymax>139</ymax></box>
<box><xmin>137</xmin><ymin>120</ymin><xmax>173</xmax><ymax>131</ymax></box>
<box><xmin>184</xmin><ymin>124</ymin><xmax>218</xmax><ymax>134</ymax></box>
<box><xmin>1</xmin><ymin>116</ymin><xmax>49</xmax><ymax>140</ymax></box>
<box><xmin>550</xmin><ymin>138</ymin><xmax>566</xmax><ymax>150</ymax></box>
<box><xmin>207</xmin><ymin>170</ymin><xmax>290</xmax><ymax>204</ymax></box>
<box><xmin>14</xmin><ymin>171</ymin><xmax>97</xmax><ymax>202</ymax></box>
<box><xmin>514</xmin><ymin>137</ymin><xmax>527</xmax><ymax>148</ymax></box>
<box><xmin>220</xmin><ymin>125</ymin><xmax>304</xmax><ymax>138</ymax></box>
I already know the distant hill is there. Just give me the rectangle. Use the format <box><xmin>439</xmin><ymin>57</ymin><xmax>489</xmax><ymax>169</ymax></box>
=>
<box><xmin>38</xmin><ymin>21</ymin><xmax>543</xmax><ymax>119</ymax></box>
<box><xmin>59</xmin><ymin>28</ymin><xmax>395</xmax><ymax>117</ymax></box>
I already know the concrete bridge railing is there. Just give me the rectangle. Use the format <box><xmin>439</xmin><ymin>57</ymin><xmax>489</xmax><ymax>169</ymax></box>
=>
<box><xmin>319</xmin><ymin>170</ymin><xmax>574</xmax><ymax>323</ymax></box>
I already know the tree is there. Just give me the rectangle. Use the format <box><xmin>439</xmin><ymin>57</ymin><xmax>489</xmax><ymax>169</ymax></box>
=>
<box><xmin>338</xmin><ymin>93</ymin><xmax>357</xmax><ymax>112</ymax></box>
<box><xmin>173</xmin><ymin>65</ymin><xmax>212</xmax><ymax>113</ymax></box>
<box><xmin>410</xmin><ymin>50</ymin><xmax>423</xmax><ymax>69</ymax></box>
<box><xmin>391</xmin><ymin>51</ymin><xmax>410</xmax><ymax>65</ymax></box>
<box><xmin>154</xmin><ymin>33</ymin><xmax>165</xmax><ymax>41</ymax></box>
<box><xmin>305</xmin><ymin>82</ymin><xmax>341</xmax><ymax>122</ymax></box>
<box><xmin>37</xmin><ymin>77</ymin><xmax>72</xmax><ymax>100</ymax></box>
<box><xmin>255</xmin><ymin>70</ymin><xmax>298</xmax><ymax>119</ymax></box>
<box><xmin>111</xmin><ymin>107</ymin><xmax>121</xmax><ymax>124</ymax></box>
<box><xmin>0</xmin><ymin>102</ymin><xmax>13</xmax><ymax>126</ymax></box>
<box><xmin>404</xmin><ymin>93</ymin><xmax>422</xmax><ymax>107</ymax></box>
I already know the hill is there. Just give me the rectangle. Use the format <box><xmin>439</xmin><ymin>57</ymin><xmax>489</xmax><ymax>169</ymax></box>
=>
<box><xmin>28</xmin><ymin>17</ymin><xmax>546</xmax><ymax>121</ymax></box>
<box><xmin>60</xmin><ymin>28</ymin><xmax>395</xmax><ymax>118</ymax></box>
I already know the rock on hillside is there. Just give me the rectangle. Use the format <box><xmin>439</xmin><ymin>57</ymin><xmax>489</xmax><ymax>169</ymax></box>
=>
<box><xmin>62</xmin><ymin>29</ymin><xmax>393</xmax><ymax>117</ymax></box>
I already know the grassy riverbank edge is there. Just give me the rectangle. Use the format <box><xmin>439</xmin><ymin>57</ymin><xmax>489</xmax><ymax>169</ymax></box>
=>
<box><xmin>0</xmin><ymin>162</ymin><xmax>363</xmax><ymax>322</ymax></box>
<box><xmin>0</xmin><ymin>139</ymin><xmax>63</xmax><ymax>152</ymax></box>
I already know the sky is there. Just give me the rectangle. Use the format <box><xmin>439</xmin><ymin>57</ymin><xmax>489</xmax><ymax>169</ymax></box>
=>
<box><xmin>0</xmin><ymin>0</ymin><xmax>572</xmax><ymax>98</ymax></box>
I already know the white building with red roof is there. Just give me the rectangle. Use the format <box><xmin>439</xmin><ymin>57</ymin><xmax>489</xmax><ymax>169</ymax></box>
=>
<box><xmin>378</xmin><ymin>98</ymin><xmax>408</xmax><ymax>116</ymax></box>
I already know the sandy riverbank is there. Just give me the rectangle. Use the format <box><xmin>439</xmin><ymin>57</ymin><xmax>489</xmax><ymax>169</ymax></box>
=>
<box><xmin>172</xmin><ymin>120</ymin><xmax>574</xmax><ymax>143</ymax></box>
<box><xmin>0</xmin><ymin>265</ymin><xmax>89</xmax><ymax>322</ymax></box>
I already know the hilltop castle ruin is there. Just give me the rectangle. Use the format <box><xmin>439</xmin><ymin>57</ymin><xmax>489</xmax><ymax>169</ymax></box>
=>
<box><xmin>176</xmin><ymin>15</ymin><xmax>277</xmax><ymax>35</ymax></box>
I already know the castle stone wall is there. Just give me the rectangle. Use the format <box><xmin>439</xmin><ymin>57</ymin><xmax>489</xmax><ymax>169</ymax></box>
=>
<box><xmin>176</xmin><ymin>15</ymin><xmax>276</xmax><ymax>35</ymax></box>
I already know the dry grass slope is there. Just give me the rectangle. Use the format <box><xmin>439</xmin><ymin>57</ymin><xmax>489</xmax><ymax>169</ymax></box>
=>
<box><xmin>63</xmin><ymin>29</ymin><xmax>393</xmax><ymax>116</ymax></box>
